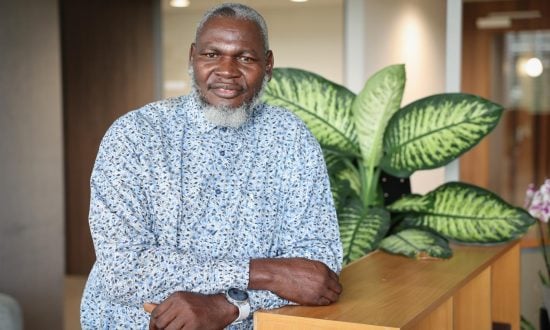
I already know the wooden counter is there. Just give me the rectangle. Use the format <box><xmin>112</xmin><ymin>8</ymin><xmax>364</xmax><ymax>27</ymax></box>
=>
<box><xmin>255</xmin><ymin>242</ymin><xmax>520</xmax><ymax>330</ymax></box>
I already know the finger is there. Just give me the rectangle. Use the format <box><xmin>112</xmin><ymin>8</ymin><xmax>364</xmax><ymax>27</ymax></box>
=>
<box><xmin>327</xmin><ymin>278</ymin><xmax>343</xmax><ymax>295</ymax></box>
<box><xmin>327</xmin><ymin>269</ymin><xmax>339</xmax><ymax>281</ymax></box>
<box><xmin>151</xmin><ymin>301</ymin><xmax>170</xmax><ymax>319</ymax></box>
<box><xmin>144</xmin><ymin>303</ymin><xmax>158</xmax><ymax>314</ymax></box>
<box><xmin>326</xmin><ymin>269</ymin><xmax>342</xmax><ymax>289</ymax></box>
<box><xmin>324</xmin><ymin>270</ymin><xmax>342</xmax><ymax>294</ymax></box>
<box><xmin>149</xmin><ymin>313</ymin><xmax>158</xmax><ymax>330</ymax></box>
<box><xmin>321</xmin><ymin>288</ymin><xmax>340</xmax><ymax>303</ymax></box>
<box><xmin>164</xmin><ymin>315</ymin><xmax>186</xmax><ymax>330</ymax></box>
<box><xmin>150</xmin><ymin>301</ymin><xmax>176</xmax><ymax>329</ymax></box>
<box><xmin>153</xmin><ymin>307</ymin><xmax>179</xmax><ymax>329</ymax></box>
<box><xmin>317</xmin><ymin>296</ymin><xmax>331</xmax><ymax>306</ymax></box>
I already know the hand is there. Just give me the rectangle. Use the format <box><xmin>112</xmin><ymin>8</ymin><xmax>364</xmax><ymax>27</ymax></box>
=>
<box><xmin>145</xmin><ymin>291</ymin><xmax>237</xmax><ymax>330</ymax></box>
<box><xmin>249</xmin><ymin>258</ymin><xmax>342</xmax><ymax>306</ymax></box>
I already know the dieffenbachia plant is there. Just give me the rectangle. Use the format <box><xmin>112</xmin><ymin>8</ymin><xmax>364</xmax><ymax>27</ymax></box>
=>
<box><xmin>262</xmin><ymin>64</ymin><xmax>535</xmax><ymax>264</ymax></box>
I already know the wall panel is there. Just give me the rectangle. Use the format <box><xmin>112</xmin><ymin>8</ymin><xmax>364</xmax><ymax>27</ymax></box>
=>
<box><xmin>61</xmin><ymin>0</ymin><xmax>157</xmax><ymax>274</ymax></box>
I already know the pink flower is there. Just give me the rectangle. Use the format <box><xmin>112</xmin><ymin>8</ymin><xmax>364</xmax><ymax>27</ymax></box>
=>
<box><xmin>526</xmin><ymin>180</ymin><xmax>550</xmax><ymax>223</ymax></box>
<box><xmin>525</xmin><ymin>183</ymin><xmax>536</xmax><ymax>208</ymax></box>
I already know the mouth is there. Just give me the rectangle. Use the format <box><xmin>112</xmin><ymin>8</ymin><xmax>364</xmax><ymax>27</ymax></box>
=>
<box><xmin>208</xmin><ymin>83</ymin><xmax>244</xmax><ymax>99</ymax></box>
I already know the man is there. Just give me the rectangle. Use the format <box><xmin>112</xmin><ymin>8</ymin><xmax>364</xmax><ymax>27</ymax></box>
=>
<box><xmin>80</xmin><ymin>3</ymin><xmax>343</xmax><ymax>329</ymax></box>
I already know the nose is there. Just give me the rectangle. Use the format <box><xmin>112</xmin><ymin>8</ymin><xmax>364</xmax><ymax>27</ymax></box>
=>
<box><xmin>216</xmin><ymin>56</ymin><xmax>240</xmax><ymax>78</ymax></box>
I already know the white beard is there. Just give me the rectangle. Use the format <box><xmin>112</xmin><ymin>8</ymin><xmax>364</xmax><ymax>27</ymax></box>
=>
<box><xmin>190</xmin><ymin>68</ymin><xmax>269</xmax><ymax>128</ymax></box>
<box><xmin>200</xmin><ymin>93</ymin><xmax>257</xmax><ymax>128</ymax></box>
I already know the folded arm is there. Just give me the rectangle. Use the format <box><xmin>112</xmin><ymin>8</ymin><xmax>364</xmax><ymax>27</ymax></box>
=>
<box><xmin>252</xmin><ymin>127</ymin><xmax>343</xmax><ymax>304</ymax></box>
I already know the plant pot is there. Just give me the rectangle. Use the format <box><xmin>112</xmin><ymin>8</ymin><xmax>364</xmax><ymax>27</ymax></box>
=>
<box><xmin>544</xmin><ymin>285</ymin><xmax>550</xmax><ymax>316</ymax></box>
<box><xmin>541</xmin><ymin>307</ymin><xmax>550</xmax><ymax>330</ymax></box>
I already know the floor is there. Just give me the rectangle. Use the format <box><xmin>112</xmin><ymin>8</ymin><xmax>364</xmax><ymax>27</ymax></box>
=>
<box><xmin>64</xmin><ymin>276</ymin><xmax>86</xmax><ymax>330</ymax></box>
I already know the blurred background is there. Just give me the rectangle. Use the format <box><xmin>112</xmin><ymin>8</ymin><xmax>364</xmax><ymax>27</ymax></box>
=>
<box><xmin>0</xmin><ymin>0</ymin><xmax>548</xmax><ymax>328</ymax></box>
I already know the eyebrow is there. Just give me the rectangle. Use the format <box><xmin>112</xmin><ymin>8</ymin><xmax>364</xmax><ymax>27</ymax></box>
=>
<box><xmin>199</xmin><ymin>44</ymin><xmax>261</xmax><ymax>56</ymax></box>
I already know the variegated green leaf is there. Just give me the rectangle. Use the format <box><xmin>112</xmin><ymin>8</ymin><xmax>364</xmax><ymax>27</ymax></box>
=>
<box><xmin>262</xmin><ymin>68</ymin><xmax>359</xmax><ymax>156</ymax></box>
<box><xmin>338</xmin><ymin>167</ymin><xmax>361</xmax><ymax>196</ymax></box>
<box><xmin>324</xmin><ymin>151</ymin><xmax>361</xmax><ymax>212</ymax></box>
<box><xmin>379</xmin><ymin>228</ymin><xmax>452</xmax><ymax>259</ymax></box>
<box><xmin>330</xmin><ymin>177</ymin><xmax>352</xmax><ymax>215</ymax></box>
<box><xmin>324</xmin><ymin>150</ymin><xmax>347</xmax><ymax>180</ymax></box>
<box><xmin>352</xmin><ymin>64</ymin><xmax>405</xmax><ymax>167</ymax></box>
<box><xmin>380</xmin><ymin>93</ymin><xmax>503</xmax><ymax>177</ymax></box>
<box><xmin>339</xmin><ymin>203</ymin><xmax>390</xmax><ymax>264</ymax></box>
<box><xmin>324</xmin><ymin>151</ymin><xmax>361</xmax><ymax>194</ymax></box>
<box><xmin>397</xmin><ymin>182</ymin><xmax>535</xmax><ymax>243</ymax></box>
<box><xmin>387</xmin><ymin>194</ymin><xmax>430</xmax><ymax>213</ymax></box>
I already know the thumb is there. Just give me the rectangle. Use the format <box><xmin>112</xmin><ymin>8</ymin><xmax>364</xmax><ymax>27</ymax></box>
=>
<box><xmin>143</xmin><ymin>303</ymin><xmax>158</xmax><ymax>314</ymax></box>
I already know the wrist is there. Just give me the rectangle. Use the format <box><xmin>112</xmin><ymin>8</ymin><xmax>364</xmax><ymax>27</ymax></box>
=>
<box><xmin>249</xmin><ymin>258</ymin><xmax>279</xmax><ymax>290</ymax></box>
<box><xmin>213</xmin><ymin>293</ymin><xmax>239</xmax><ymax>325</ymax></box>
<box><xmin>224</xmin><ymin>288</ymin><xmax>251</xmax><ymax>323</ymax></box>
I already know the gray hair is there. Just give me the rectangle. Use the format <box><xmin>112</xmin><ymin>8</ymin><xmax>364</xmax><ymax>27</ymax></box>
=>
<box><xmin>195</xmin><ymin>3</ymin><xmax>270</xmax><ymax>51</ymax></box>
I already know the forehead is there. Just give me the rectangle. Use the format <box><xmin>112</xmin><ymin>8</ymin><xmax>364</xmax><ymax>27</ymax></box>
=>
<box><xmin>197</xmin><ymin>16</ymin><xmax>264</xmax><ymax>51</ymax></box>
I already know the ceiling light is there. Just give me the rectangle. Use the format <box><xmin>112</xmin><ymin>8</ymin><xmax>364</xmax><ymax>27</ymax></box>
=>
<box><xmin>524</xmin><ymin>57</ymin><xmax>544</xmax><ymax>78</ymax></box>
<box><xmin>488</xmin><ymin>10</ymin><xmax>541</xmax><ymax>20</ymax></box>
<box><xmin>476</xmin><ymin>16</ymin><xmax>511</xmax><ymax>29</ymax></box>
<box><xmin>476</xmin><ymin>10</ymin><xmax>541</xmax><ymax>30</ymax></box>
<box><xmin>170</xmin><ymin>0</ymin><xmax>190</xmax><ymax>8</ymax></box>
<box><xmin>291</xmin><ymin>0</ymin><xmax>309</xmax><ymax>2</ymax></box>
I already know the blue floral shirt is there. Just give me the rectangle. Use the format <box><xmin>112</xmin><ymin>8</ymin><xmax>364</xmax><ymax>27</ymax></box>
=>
<box><xmin>80</xmin><ymin>94</ymin><xmax>343</xmax><ymax>329</ymax></box>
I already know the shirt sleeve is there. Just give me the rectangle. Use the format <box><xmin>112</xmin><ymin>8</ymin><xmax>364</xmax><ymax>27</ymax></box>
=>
<box><xmin>247</xmin><ymin>123</ymin><xmax>344</xmax><ymax>312</ymax></box>
<box><xmin>89</xmin><ymin>115</ymin><xmax>250</xmax><ymax>306</ymax></box>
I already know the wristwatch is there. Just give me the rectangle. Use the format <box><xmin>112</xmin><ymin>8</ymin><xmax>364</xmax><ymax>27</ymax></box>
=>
<box><xmin>224</xmin><ymin>288</ymin><xmax>251</xmax><ymax>324</ymax></box>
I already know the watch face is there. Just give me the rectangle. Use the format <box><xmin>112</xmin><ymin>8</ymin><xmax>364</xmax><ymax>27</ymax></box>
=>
<box><xmin>228</xmin><ymin>288</ymin><xmax>248</xmax><ymax>301</ymax></box>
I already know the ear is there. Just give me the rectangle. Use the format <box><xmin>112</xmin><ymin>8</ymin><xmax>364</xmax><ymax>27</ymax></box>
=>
<box><xmin>265</xmin><ymin>50</ymin><xmax>274</xmax><ymax>81</ymax></box>
<box><xmin>189</xmin><ymin>43</ymin><xmax>196</xmax><ymax>63</ymax></box>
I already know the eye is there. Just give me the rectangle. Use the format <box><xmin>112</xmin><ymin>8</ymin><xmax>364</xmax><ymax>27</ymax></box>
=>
<box><xmin>203</xmin><ymin>52</ymin><xmax>219</xmax><ymax>59</ymax></box>
<box><xmin>237</xmin><ymin>56</ymin><xmax>254</xmax><ymax>63</ymax></box>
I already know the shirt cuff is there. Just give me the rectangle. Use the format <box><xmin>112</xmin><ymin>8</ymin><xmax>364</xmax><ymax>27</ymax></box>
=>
<box><xmin>248</xmin><ymin>289</ymin><xmax>289</xmax><ymax>312</ymax></box>
<box><xmin>209</xmin><ymin>258</ymin><xmax>250</xmax><ymax>293</ymax></box>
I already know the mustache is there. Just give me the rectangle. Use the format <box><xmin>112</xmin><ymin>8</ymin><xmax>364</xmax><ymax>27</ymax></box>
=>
<box><xmin>188</xmin><ymin>66</ymin><xmax>269</xmax><ymax>107</ymax></box>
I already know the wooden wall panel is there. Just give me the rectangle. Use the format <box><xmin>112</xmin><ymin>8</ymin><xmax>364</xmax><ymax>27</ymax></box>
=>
<box><xmin>534</xmin><ymin>114</ymin><xmax>550</xmax><ymax>185</ymax></box>
<box><xmin>461</xmin><ymin>0</ymin><xmax>550</xmax><ymax>202</ymax></box>
<box><xmin>460</xmin><ymin>6</ymin><xmax>493</xmax><ymax>187</ymax></box>
<box><xmin>61</xmin><ymin>0</ymin><xmax>156</xmax><ymax>274</ymax></box>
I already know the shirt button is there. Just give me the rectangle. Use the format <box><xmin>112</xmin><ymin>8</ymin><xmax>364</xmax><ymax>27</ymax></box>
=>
<box><xmin>219</xmin><ymin>150</ymin><xmax>225</xmax><ymax>156</ymax></box>
<box><xmin>215</xmin><ymin>188</ymin><xmax>222</xmax><ymax>195</ymax></box>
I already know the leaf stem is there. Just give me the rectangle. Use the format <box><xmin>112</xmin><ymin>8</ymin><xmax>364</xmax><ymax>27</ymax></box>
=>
<box><xmin>363</xmin><ymin>163</ymin><xmax>381</xmax><ymax>207</ymax></box>
<box><xmin>342</xmin><ymin>158</ymin><xmax>361</xmax><ymax>184</ymax></box>
<box><xmin>538</xmin><ymin>221</ymin><xmax>550</xmax><ymax>283</ymax></box>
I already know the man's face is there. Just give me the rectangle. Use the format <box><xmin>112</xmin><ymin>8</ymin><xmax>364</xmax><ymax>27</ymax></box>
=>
<box><xmin>189</xmin><ymin>16</ymin><xmax>273</xmax><ymax>109</ymax></box>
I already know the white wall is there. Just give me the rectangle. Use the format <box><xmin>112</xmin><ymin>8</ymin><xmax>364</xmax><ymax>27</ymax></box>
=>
<box><xmin>0</xmin><ymin>0</ymin><xmax>64</xmax><ymax>328</ymax></box>
<box><xmin>346</xmin><ymin>0</ymin><xmax>448</xmax><ymax>194</ymax></box>
<box><xmin>265</xmin><ymin>5</ymin><xmax>344</xmax><ymax>84</ymax></box>
<box><xmin>362</xmin><ymin>0</ymin><xmax>447</xmax><ymax>105</ymax></box>
<box><xmin>162</xmin><ymin>2</ymin><xmax>344</xmax><ymax>98</ymax></box>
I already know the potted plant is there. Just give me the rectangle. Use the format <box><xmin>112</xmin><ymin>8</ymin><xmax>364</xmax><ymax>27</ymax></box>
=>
<box><xmin>262</xmin><ymin>64</ymin><xmax>535</xmax><ymax>264</ymax></box>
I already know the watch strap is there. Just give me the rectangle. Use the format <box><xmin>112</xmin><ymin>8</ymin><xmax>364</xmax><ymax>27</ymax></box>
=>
<box><xmin>225</xmin><ymin>289</ymin><xmax>250</xmax><ymax>324</ymax></box>
<box><xmin>233</xmin><ymin>298</ymin><xmax>250</xmax><ymax>323</ymax></box>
